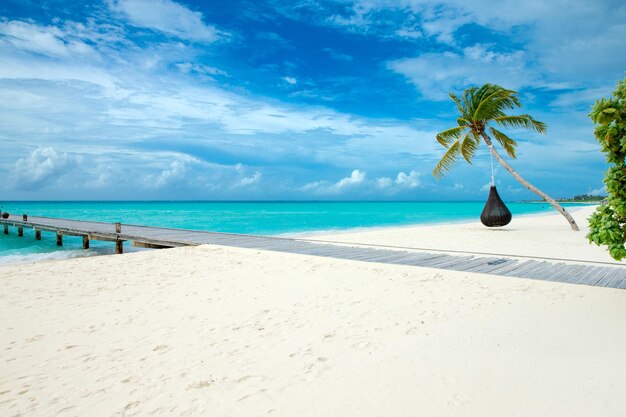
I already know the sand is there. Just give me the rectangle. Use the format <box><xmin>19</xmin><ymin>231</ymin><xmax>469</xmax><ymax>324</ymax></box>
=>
<box><xmin>1</xmin><ymin>206</ymin><xmax>625</xmax><ymax>417</ymax></box>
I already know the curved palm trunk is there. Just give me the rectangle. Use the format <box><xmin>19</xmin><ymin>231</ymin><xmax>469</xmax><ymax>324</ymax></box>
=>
<box><xmin>480</xmin><ymin>133</ymin><xmax>580</xmax><ymax>231</ymax></box>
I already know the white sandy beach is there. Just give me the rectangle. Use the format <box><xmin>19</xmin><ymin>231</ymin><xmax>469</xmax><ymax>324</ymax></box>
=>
<box><xmin>1</xmin><ymin>206</ymin><xmax>625</xmax><ymax>416</ymax></box>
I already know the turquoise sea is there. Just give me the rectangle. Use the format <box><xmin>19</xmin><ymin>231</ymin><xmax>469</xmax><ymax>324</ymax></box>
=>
<box><xmin>0</xmin><ymin>201</ymin><xmax>586</xmax><ymax>264</ymax></box>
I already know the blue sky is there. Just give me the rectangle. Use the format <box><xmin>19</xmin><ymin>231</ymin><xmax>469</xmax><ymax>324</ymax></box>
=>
<box><xmin>0</xmin><ymin>0</ymin><xmax>624</xmax><ymax>200</ymax></box>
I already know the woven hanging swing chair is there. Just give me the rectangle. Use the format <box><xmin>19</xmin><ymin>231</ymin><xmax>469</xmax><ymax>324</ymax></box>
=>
<box><xmin>480</xmin><ymin>148</ymin><xmax>512</xmax><ymax>227</ymax></box>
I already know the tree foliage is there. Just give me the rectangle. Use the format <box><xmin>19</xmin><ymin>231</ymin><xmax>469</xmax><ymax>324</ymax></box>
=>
<box><xmin>587</xmin><ymin>77</ymin><xmax>626</xmax><ymax>260</ymax></box>
<box><xmin>433</xmin><ymin>84</ymin><xmax>545</xmax><ymax>178</ymax></box>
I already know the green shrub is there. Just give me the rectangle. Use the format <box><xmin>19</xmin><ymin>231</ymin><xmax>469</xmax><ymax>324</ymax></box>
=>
<box><xmin>587</xmin><ymin>77</ymin><xmax>626</xmax><ymax>260</ymax></box>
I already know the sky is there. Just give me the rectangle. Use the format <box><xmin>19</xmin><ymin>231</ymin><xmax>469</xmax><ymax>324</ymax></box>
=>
<box><xmin>0</xmin><ymin>0</ymin><xmax>625</xmax><ymax>201</ymax></box>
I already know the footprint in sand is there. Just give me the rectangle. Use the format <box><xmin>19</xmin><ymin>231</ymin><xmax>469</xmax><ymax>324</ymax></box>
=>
<box><xmin>25</xmin><ymin>335</ymin><xmax>44</xmax><ymax>343</ymax></box>
<box><xmin>186</xmin><ymin>379</ymin><xmax>214</xmax><ymax>390</ymax></box>
<box><xmin>351</xmin><ymin>340</ymin><xmax>372</xmax><ymax>350</ymax></box>
<box><xmin>152</xmin><ymin>344</ymin><xmax>169</xmax><ymax>352</ymax></box>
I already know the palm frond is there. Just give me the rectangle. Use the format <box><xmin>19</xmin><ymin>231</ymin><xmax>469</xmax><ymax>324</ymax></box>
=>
<box><xmin>457</xmin><ymin>117</ymin><xmax>471</xmax><ymax>126</ymax></box>
<box><xmin>472</xmin><ymin>85</ymin><xmax>521</xmax><ymax>120</ymax></box>
<box><xmin>460</xmin><ymin>134</ymin><xmax>480</xmax><ymax>163</ymax></box>
<box><xmin>462</xmin><ymin>87</ymin><xmax>476</xmax><ymax>116</ymax></box>
<box><xmin>449</xmin><ymin>93</ymin><xmax>467</xmax><ymax>115</ymax></box>
<box><xmin>432</xmin><ymin>140</ymin><xmax>462</xmax><ymax>179</ymax></box>
<box><xmin>436</xmin><ymin>126</ymin><xmax>466</xmax><ymax>147</ymax></box>
<box><xmin>489</xmin><ymin>127</ymin><xmax>518</xmax><ymax>158</ymax></box>
<box><xmin>493</xmin><ymin>114</ymin><xmax>546</xmax><ymax>133</ymax></box>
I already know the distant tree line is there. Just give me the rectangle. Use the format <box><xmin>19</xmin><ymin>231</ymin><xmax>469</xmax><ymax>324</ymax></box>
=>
<box><xmin>559</xmin><ymin>194</ymin><xmax>608</xmax><ymax>202</ymax></box>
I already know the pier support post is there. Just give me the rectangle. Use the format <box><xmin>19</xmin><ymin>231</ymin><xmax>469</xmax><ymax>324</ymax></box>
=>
<box><xmin>115</xmin><ymin>240</ymin><xmax>123</xmax><ymax>254</ymax></box>
<box><xmin>82</xmin><ymin>236</ymin><xmax>90</xmax><ymax>250</ymax></box>
<box><xmin>3</xmin><ymin>225</ymin><xmax>8</xmax><ymax>235</ymax></box>
<box><xmin>56</xmin><ymin>232</ymin><xmax>63</xmax><ymax>246</ymax></box>
<box><xmin>35</xmin><ymin>229</ymin><xmax>41</xmax><ymax>240</ymax></box>
<box><xmin>17</xmin><ymin>227</ymin><xmax>23</xmax><ymax>237</ymax></box>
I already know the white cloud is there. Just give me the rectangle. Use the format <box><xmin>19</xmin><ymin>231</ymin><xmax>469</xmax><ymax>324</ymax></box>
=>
<box><xmin>302</xmin><ymin>169</ymin><xmax>366</xmax><ymax>194</ymax></box>
<box><xmin>110</xmin><ymin>0</ymin><xmax>221</xmax><ymax>42</ymax></box>
<box><xmin>0</xmin><ymin>20</ymin><xmax>97</xmax><ymax>58</ymax></box>
<box><xmin>11</xmin><ymin>147</ymin><xmax>82</xmax><ymax>190</ymax></box>
<box><xmin>550</xmin><ymin>86</ymin><xmax>615</xmax><ymax>108</ymax></box>
<box><xmin>237</xmin><ymin>172</ymin><xmax>262</xmax><ymax>187</ymax></box>
<box><xmin>153</xmin><ymin>160</ymin><xmax>188</xmax><ymax>187</ymax></box>
<box><xmin>376</xmin><ymin>177</ymin><xmax>393</xmax><ymax>188</ymax></box>
<box><xmin>395</xmin><ymin>28</ymin><xmax>423</xmax><ymax>39</ymax></box>
<box><xmin>376</xmin><ymin>170</ymin><xmax>422</xmax><ymax>193</ymax></box>
<box><xmin>176</xmin><ymin>62</ymin><xmax>228</xmax><ymax>77</ymax></box>
<box><xmin>389</xmin><ymin>45</ymin><xmax>533</xmax><ymax>100</ymax></box>
<box><xmin>232</xmin><ymin>163</ymin><xmax>262</xmax><ymax>188</ymax></box>
<box><xmin>283</xmin><ymin>76</ymin><xmax>297</xmax><ymax>85</ymax></box>
<box><xmin>335</xmin><ymin>169</ymin><xmax>366</xmax><ymax>189</ymax></box>
<box><xmin>395</xmin><ymin>170</ymin><xmax>421</xmax><ymax>188</ymax></box>
<box><xmin>305</xmin><ymin>169</ymin><xmax>423</xmax><ymax>196</ymax></box>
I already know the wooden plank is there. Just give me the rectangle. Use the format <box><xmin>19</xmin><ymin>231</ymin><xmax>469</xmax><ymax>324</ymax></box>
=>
<box><xmin>551</xmin><ymin>264</ymin><xmax>586</xmax><ymax>282</ymax></box>
<box><xmin>390</xmin><ymin>253</ymin><xmax>438</xmax><ymax>266</ymax></box>
<box><xmin>500</xmin><ymin>260</ymin><xmax>545</xmax><ymax>277</ymax></box>
<box><xmin>445</xmin><ymin>257</ymin><xmax>483</xmax><ymax>271</ymax></box>
<box><xmin>573</xmin><ymin>266</ymin><xmax>607</xmax><ymax>285</ymax></box>
<box><xmin>595</xmin><ymin>269</ymin><xmax>621</xmax><ymax>287</ymax></box>
<box><xmin>448</xmin><ymin>257</ymin><xmax>501</xmax><ymax>272</ymax></box>
<box><xmin>424</xmin><ymin>256</ymin><xmax>475</xmax><ymax>270</ymax></box>
<box><xmin>461</xmin><ymin>258</ymin><xmax>510</xmax><ymax>273</ymax></box>
<box><xmin>352</xmin><ymin>250</ymin><xmax>417</xmax><ymax>263</ymax></box>
<box><xmin>418</xmin><ymin>255</ymin><xmax>463</xmax><ymax>268</ymax></box>
<box><xmin>339</xmin><ymin>249</ymin><xmax>396</xmax><ymax>261</ymax></box>
<box><xmin>383</xmin><ymin>252</ymin><xmax>435</xmax><ymax>265</ymax></box>
<box><xmin>476</xmin><ymin>259</ymin><xmax>523</xmax><ymax>275</ymax></box>
<box><xmin>512</xmin><ymin>261</ymin><xmax>551</xmax><ymax>279</ymax></box>
<box><xmin>470</xmin><ymin>258</ymin><xmax>515</xmax><ymax>275</ymax></box>
<box><xmin>585</xmin><ymin>267</ymin><xmax>614</xmax><ymax>286</ymax></box>
<box><xmin>524</xmin><ymin>262</ymin><xmax>565</xmax><ymax>280</ymax></box>
<box><xmin>560</xmin><ymin>265</ymin><xmax>595</xmax><ymax>284</ymax></box>
<box><xmin>283</xmin><ymin>245</ymin><xmax>350</xmax><ymax>257</ymax></box>
<box><xmin>606</xmin><ymin>270</ymin><xmax>626</xmax><ymax>288</ymax></box>
<box><xmin>415</xmin><ymin>254</ymin><xmax>459</xmax><ymax>267</ymax></box>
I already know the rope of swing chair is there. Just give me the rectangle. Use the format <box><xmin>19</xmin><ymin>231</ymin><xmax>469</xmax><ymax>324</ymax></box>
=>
<box><xmin>489</xmin><ymin>146</ymin><xmax>495</xmax><ymax>186</ymax></box>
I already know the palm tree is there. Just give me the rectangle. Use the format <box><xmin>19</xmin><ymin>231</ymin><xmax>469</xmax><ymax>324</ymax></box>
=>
<box><xmin>433</xmin><ymin>83</ymin><xmax>579</xmax><ymax>231</ymax></box>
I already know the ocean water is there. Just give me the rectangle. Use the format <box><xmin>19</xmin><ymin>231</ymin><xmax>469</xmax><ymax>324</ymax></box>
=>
<box><xmin>0</xmin><ymin>201</ymin><xmax>586</xmax><ymax>265</ymax></box>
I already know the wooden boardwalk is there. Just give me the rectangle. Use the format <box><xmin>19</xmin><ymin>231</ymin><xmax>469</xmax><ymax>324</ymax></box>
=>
<box><xmin>1</xmin><ymin>214</ymin><xmax>625</xmax><ymax>290</ymax></box>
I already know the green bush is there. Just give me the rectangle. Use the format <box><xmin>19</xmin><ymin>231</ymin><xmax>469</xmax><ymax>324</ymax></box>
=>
<box><xmin>587</xmin><ymin>77</ymin><xmax>626</xmax><ymax>260</ymax></box>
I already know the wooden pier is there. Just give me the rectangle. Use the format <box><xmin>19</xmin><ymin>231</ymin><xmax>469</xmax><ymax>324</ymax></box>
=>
<box><xmin>1</xmin><ymin>214</ymin><xmax>625</xmax><ymax>290</ymax></box>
